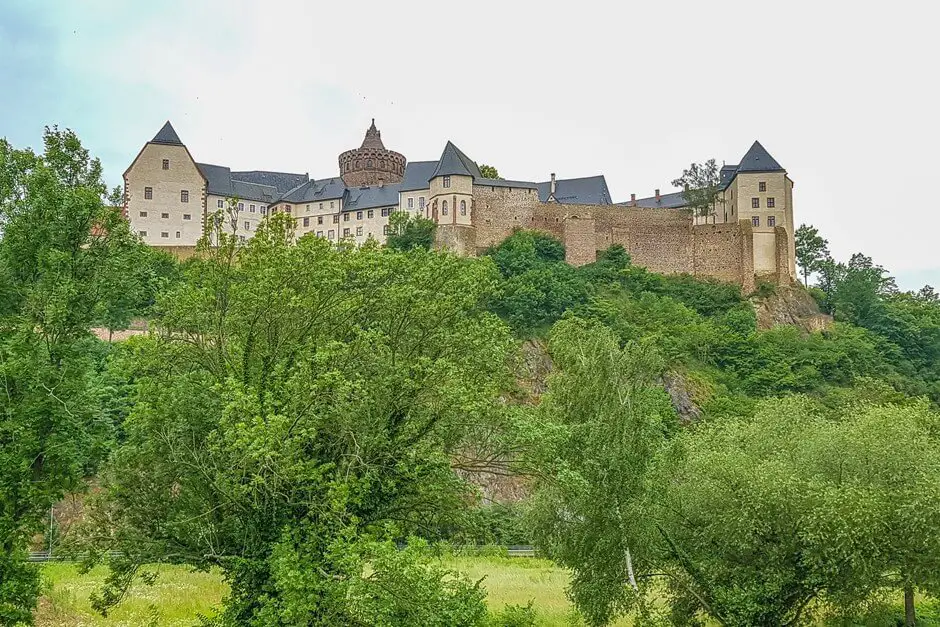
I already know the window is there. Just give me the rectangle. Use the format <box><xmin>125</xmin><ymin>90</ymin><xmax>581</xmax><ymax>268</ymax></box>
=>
<box><xmin>343</xmin><ymin>228</ymin><xmax>350</xmax><ymax>237</ymax></box>
<box><xmin>384</xmin><ymin>225</ymin><xmax>390</xmax><ymax>235</ymax></box>
<box><xmin>217</xmin><ymin>199</ymin><xmax>224</xmax><ymax>208</ymax></box>
<box><xmin>356</xmin><ymin>226</ymin><xmax>363</xmax><ymax>236</ymax></box>
<box><xmin>759</xmin><ymin>181</ymin><xmax>767</xmax><ymax>192</ymax></box>
<box><xmin>328</xmin><ymin>229</ymin><xmax>335</xmax><ymax>240</ymax></box>
<box><xmin>139</xmin><ymin>211</ymin><xmax>148</xmax><ymax>217</ymax></box>
<box><xmin>367</xmin><ymin>209</ymin><xmax>374</xmax><ymax>219</ymax></box>
<box><xmin>250</xmin><ymin>204</ymin><xmax>256</xmax><ymax>212</ymax></box>
<box><xmin>751</xmin><ymin>216</ymin><xmax>760</xmax><ymax>227</ymax></box>
<box><xmin>330</xmin><ymin>201</ymin><xmax>335</xmax><ymax>209</ymax></box>
<box><xmin>768</xmin><ymin>216</ymin><xmax>776</xmax><ymax>227</ymax></box>
<box><xmin>161</xmin><ymin>212</ymin><xmax>169</xmax><ymax>219</ymax></box>
<box><xmin>343</xmin><ymin>213</ymin><xmax>350</xmax><ymax>222</ymax></box>
<box><xmin>138</xmin><ymin>230</ymin><xmax>147</xmax><ymax>237</ymax></box>
<box><xmin>419</xmin><ymin>197</ymin><xmax>425</xmax><ymax>209</ymax></box>
<box><xmin>356</xmin><ymin>211</ymin><xmax>363</xmax><ymax>220</ymax></box>
<box><xmin>144</xmin><ymin>187</ymin><xmax>153</xmax><ymax>200</ymax></box>
<box><xmin>408</xmin><ymin>197</ymin><xmax>414</xmax><ymax>209</ymax></box>
<box><xmin>303</xmin><ymin>217</ymin><xmax>310</xmax><ymax>227</ymax></box>
<box><xmin>319</xmin><ymin>203</ymin><xmax>323</xmax><ymax>210</ymax></box>
<box><xmin>261</xmin><ymin>207</ymin><xmax>268</xmax><ymax>215</ymax></box>
<box><xmin>181</xmin><ymin>190</ymin><xmax>189</xmax><ymax>203</ymax></box>
<box><xmin>767</xmin><ymin>197</ymin><xmax>776</xmax><ymax>208</ymax></box>
<box><xmin>244</xmin><ymin>221</ymin><xmax>250</xmax><ymax>230</ymax></box>
<box><xmin>285</xmin><ymin>205</ymin><xmax>291</xmax><ymax>213</ymax></box>
<box><xmin>161</xmin><ymin>231</ymin><xmax>169</xmax><ymax>238</ymax></box>
<box><xmin>162</xmin><ymin>159</ymin><xmax>169</xmax><ymax>170</ymax></box>
<box><xmin>316</xmin><ymin>231</ymin><xmax>323</xmax><ymax>237</ymax></box>
<box><xmin>442</xmin><ymin>200</ymin><xmax>448</xmax><ymax>215</ymax></box>
<box><xmin>443</xmin><ymin>176</ymin><xmax>451</xmax><ymax>188</ymax></box>
<box><xmin>333</xmin><ymin>215</ymin><xmax>339</xmax><ymax>224</ymax></box>
<box><xmin>175</xmin><ymin>231</ymin><xmax>181</xmax><ymax>238</ymax></box>
<box><xmin>460</xmin><ymin>200</ymin><xmax>466</xmax><ymax>215</ymax></box>
<box><xmin>381</xmin><ymin>208</ymin><xmax>390</xmax><ymax>217</ymax></box>
<box><xmin>751</xmin><ymin>197</ymin><xmax>760</xmax><ymax>209</ymax></box>
<box><xmin>306</xmin><ymin>204</ymin><xmax>310</xmax><ymax>212</ymax></box>
<box><xmin>183</xmin><ymin>214</ymin><xmax>191</xmax><ymax>220</ymax></box>
<box><xmin>317</xmin><ymin>216</ymin><xmax>323</xmax><ymax>224</ymax></box>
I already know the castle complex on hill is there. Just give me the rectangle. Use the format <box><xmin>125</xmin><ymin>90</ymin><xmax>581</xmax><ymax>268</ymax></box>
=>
<box><xmin>123</xmin><ymin>120</ymin><xmax>796</xmax><ymax>291</ymax></box>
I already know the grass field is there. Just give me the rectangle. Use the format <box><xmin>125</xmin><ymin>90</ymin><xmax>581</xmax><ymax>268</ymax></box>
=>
<box><xmin>35</xmin><ymin>556</ymin><xmax>631</xmax><ymax>626</ymax></box>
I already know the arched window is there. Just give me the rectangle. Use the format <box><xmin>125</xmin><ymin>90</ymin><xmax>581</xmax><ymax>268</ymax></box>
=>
<box><xmin>442</xmin><ymin>200</ymin><xmax>448</xmax><ymax>215</ymax></box>
<box><xmin>367</xmin><ymin>159</ymin><xmax>373</xmax><ymax>168</ymax></box>
<box><xmin>460</xmin><ymin>200</ymin><xmax>466</xmax><ymax>215</ymax></box>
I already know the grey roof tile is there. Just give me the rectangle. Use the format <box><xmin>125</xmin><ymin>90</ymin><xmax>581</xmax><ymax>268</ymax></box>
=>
<box><xmin>230</xmin><ymin>170</ymin><xmax>309</xmax><ymax>194</ymax></box>
<box><xmin>430</xmin><ymin>141</ymin><xmax>482</xmax><ymax>179</ymax></box>
<box><xmin>400</xmin><ymin>161</ymin><xmax>438</xmax><ymax>191</ymax></box>
<box><xmin>735</xmin><ymin>141</ymin><xmax>784</xmax><ymax>173</ymax></box>
<box><xmin>197</xmin><ymin>163</ymin><xmax>234</xmax><ymax>196</ymax></box>
<box><xmin>475</xmin><ymin>177</ymin><xmax>538</xmax><ymax>190</ymax></box>
<box><xmin>280</xmin><ymin>177</ymin><xmax>347</xmax><ymax>203</ymax></box>
<box><xmin>618</xmin><ymin>191</ymin><xmax>688</xmax><ymax>209</ymax></box>
<box><xmin>151</xmin><ymin>121</ymin><xmax>183</xmax><ymax>146</ymax></box>
<box><xmin>343</xmin><ymin>184</ymin><xmax>401</xmax><ymax>211</ymax></box>
<box><xmin>536</xmin><ymin>175</ymin><xmax>612</xmax><ymax>205</ymax></box>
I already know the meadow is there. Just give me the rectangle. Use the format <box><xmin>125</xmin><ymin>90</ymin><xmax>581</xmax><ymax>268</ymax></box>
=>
<box><xmin>34</xmin><ymin>556</ymin><xmax>632</xmax><ymax>627</ymax></box>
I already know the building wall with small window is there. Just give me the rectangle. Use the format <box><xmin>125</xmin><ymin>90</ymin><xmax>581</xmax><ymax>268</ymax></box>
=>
<box><xmin>428</xmin><ymin>174</ymin><xmax>472</xmax><ymax>226</ymax></box>
<box><xmin>399</xmin><ymin>190</ymin><xmax>429</xmax><ymax>217</ymax></box>
<box><xmin>205</xmin><ymin>194</ymin><xmax>268</xmax><ymax>241</ymax></box>
<box><xmin>294</xmin><ymin>200</ymin><xmax>342</xmax><ymax>238</ymax></box>
<box><xmin>124</xmin><ymin>142</ymin><xmax>206</xmax><ymax>246</ymax></box>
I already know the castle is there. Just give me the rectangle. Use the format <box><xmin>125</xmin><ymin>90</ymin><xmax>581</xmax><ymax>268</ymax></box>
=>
<box><xmin>124</xmin><ymin>120</ymin><xmax>796</xmax><ymax>291</ymax></box>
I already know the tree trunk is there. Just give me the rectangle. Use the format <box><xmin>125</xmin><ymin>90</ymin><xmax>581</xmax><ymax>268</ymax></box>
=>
<box><xmin>905</xmin><ymin>584</ymin><xmax>916</xmax><ymax>626</ymax></box>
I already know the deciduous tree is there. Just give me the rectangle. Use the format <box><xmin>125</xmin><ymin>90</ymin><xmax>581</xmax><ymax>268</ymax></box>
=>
<box><xmin>671</xmin><ymin>159</ymin><xmax>723</xmax><ymax>219</ymax></box>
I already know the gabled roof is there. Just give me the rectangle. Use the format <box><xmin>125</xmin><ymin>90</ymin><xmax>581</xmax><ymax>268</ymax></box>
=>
<box><xmin>477</xmin><ymin>178</ymin><xmax>539</xmax><ymax>190</ymax></box>
<box><xmin>197</xmin><ymin>163</ymin><xmax>234</xmax><ymax>197</ymax></box>
<box><xmin>735</xmin><ymin>140</ymin><xmax>784</xmax><ymax>174</ymax></box>
<box><xmin>430</xmin><ymin>141</ymin><xmax>482</xmax><ymax>180</ymax></box>
<box><xmin>536</xmin><ymin>175</ymin><xmax>613</xmax><ymax>205</ymax></box>
<box><xmin>400</xmin><ymin>161</ymin><xmax>438</xmax><ymax>191</ymax></box>
<box><xmin>230</xmin><ymin>170</ymin><xmax>309</xmax><ymax>194</ymax></box>
<box><xmin>344</xmin><ymin>184</ymin><xmax>401</xmax><ymax>210</ymax></box>
<box><xmin>197</xmin><ymin>163</ymin><xmax>283</xmax><ymax>203</ymax></box>
<box><xmin>151</xmin><ymin>121</ymin><xmax>183</xmax><ymax>146</ymax></box>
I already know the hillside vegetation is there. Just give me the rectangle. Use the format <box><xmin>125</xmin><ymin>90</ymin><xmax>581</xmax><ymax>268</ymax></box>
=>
<box><xmin>3</xmin><ymin>129</ymin><xmax>940</xmax><ymax>626</ymax></box>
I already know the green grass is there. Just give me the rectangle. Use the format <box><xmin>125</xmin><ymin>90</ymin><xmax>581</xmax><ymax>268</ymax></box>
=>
<box><xmin>36</xmin><ymin>557</ymin><xmax>618</xmax><ymax>626</ymax></box>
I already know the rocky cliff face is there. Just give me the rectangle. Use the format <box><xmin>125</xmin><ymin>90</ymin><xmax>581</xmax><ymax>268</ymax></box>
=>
<box><xmin>753</xmin><ymin>285</ymin><xmax>832</xmax><ymax>332</ymax></box>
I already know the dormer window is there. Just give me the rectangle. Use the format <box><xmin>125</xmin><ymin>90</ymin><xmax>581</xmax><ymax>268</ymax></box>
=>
<box><xmin>443</xmin><ymin>176</ymin><xmax>451</xmax><ymax>188</ymax></box>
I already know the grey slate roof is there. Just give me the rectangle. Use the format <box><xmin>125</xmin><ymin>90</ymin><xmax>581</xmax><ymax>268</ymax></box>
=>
<box><xmin>430</xmin><ymin>142</ymin><xmax>482</xmax><ymax>179</ymax></box>
<box><xmin>197</xmin><ymin>163</ymin><xmax>235</xmax><ymax>196</ymax></box>
<box><xmin>619</xmin><ymin>191</ymin><xmax>688</xmax><ymax>209</ymax></box>
<box><xmin>151</xmin><ymin>121</ymin><xmax>183</xmax><ymax>146</ymax></box>
<box><xmin>537</xmin><ymin>175</ymin><xmax>613</xmax><ymax>205</ymax></box>
<box><xmin>477</xmin><ymin>177</ymin><xmax>539</xmax><ymax>190</ymax></box>
<box><xmin>344</xmin><ymin>184</ymin><xmax>402</xmax><ymax>211</ymax></box>
<box><xmin>720</xmin><ymin>164</ymin><xmax>738</xmax><ymax>187</ymax></box>
<box><xmin>735</xmin><ymin>140</ymin><xmax>784</xmax><ymax>173</ymax></box>
<box><xmin>279</xmin><ymin>177</ymin><xmax>347</xmax><ymax>203</ymax></box>
<box><xmin>400</xmin><ymin>161</ymin><xmax>438</xmax><ymax>191</ymax></box>
<box><xmin>230</xmin><ymin>170</ymin><xmax>309</xmax><ymax>194</ymax></box>
<box><xmin>197</xmin><ymin>163</ymin><xmax>281</xmax><ymax>203</ymax></box>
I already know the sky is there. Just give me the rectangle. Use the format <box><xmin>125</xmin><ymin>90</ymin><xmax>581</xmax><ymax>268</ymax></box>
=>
<box><xmin>1</xmin><ymin>0</ymin><xmax>938</xmax><ymax>289</ymax></box>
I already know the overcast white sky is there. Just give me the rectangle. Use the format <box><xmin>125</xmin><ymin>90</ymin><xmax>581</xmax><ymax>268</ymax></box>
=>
<box><xmin>2</xmin><ymin>0</ymin><xmax>938</xmax><ymax>289</ymax></box>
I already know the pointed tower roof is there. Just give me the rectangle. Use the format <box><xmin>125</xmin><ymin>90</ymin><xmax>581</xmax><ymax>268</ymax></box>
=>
<box><xmin>151</xmin><ymin>121</ymin><xmax>183</xmax><ymax>146</ymax></box>
<box><xmin>359</xmin><ymin>118</ymin><xmax>386</xmax><ymax>150</ymax></box>
<box><xmin>430</xmin><ymin>141</ymin><xmax>482</xmax><ymax>180</ymax></box>
<box><xmin>736</xmin><ymin>140</ymin><xmax>784</xmax><ymax>173</ymax></box>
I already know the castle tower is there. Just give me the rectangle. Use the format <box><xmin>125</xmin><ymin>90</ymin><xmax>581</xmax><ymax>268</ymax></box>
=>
<box><xmin>338</xmin><ymin>119</ymin><xmax>406</xmax><ymax>187</ymax></box>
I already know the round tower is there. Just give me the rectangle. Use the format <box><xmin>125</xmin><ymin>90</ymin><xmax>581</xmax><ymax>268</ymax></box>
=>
<box><xmin>338</xmin><ymin>119</ymin><xmax>406</xmax><ymax>187</ymax></box>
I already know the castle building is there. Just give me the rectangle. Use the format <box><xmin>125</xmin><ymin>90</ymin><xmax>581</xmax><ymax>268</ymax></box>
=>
<box><xmin>123</xmin><ymin>120</ymin><xmax>795</xmax><ymax>291</ymax></box>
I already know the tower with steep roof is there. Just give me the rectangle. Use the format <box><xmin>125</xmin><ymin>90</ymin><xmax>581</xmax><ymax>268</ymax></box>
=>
<box><xmin>338</xmin><ymin>119</ymin><xmax>406</xmax><ymax>187</ymax></box>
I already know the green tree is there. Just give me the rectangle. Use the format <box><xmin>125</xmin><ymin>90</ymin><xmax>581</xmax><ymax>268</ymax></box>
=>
<box><xmin>671</xmin><ymin>159</ymin><xmax>723</xmax><ymax>219</ymax></box>
<box><xmin>479</xmin><ymin>164</ymin><xmax>500</xmax><ymax>179</ymax></box>
<box><xmin>794</xmin><ymin>223</ymin><xmax>830</xmax><ymax>287</ymax></box>
<box><xmin>0</xmin><ymin>127</ymin><xmax>140</xmax><ymax>623</ymax></box>
<box><xmin>386</xmin><ymin>210</ymin><xmax>437</xmax><ymax>251</ymax></box>
<box><xmin>82</xmin><ymin>214</ymin><xmax>518</xmax><ymax>625</ymax></box>
<box><xmin>527</xmin><ymin>318</ymin><xmax>676</xmax><ymax>626</ymax></box>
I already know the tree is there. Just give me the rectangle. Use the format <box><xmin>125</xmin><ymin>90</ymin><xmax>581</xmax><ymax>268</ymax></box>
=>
<box><xmin>386</xmin><ymin>210</ymin><xmax>436</xmax><ymax>251</ymax></box>
<box><xmin>527</xmin><ymin>318</ymin><xmax>676</xmax><ymax>626</ymax></box>
<box><xmin>81</xmin><ymin>214</ymin><xmax>519</xmax><ymax>625</ymax></box>
<box><xmin>655</xmin><ymin>396</ymin><xmax>940</xmax><ymax>626</ymax></box>
<box><xmin>0</xmin><ymin>127</ymin><xmax>140</xmax><ymax>623</ymax></box>
<box><xmin>671</xmin><ymin>159</ymin><xmax>723</xmax><ymax>219</ymax></box>
<box><xmin>794</xmin><ymin>224</ymin><xmax>830</xmax><ymax>287</ymax></box>
<box><xmin>479</xmin><ymin>164</ymin><xmax>500</xmax><ymax>179</ymax></box>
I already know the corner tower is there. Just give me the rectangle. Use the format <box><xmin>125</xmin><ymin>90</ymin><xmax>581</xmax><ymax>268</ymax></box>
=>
<box><xmin>338</xmin><ymin>119</ymin><xmax>406</xmax><ymax>187</ymax></box>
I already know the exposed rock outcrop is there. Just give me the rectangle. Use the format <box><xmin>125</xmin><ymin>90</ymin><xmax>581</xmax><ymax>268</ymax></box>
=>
<box><xmin>752</xmin><ymin>284</ymin><xmax>832</xmax><ymax>332</ymax></box>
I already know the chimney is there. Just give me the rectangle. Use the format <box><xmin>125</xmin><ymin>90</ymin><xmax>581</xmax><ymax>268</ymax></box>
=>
<box><xmin>630</xmin><ymin>193</ymin><xmax>636</xmax><ymax>206</ymax></box>
<box><xmin>550</xmin><ymin>173</ymin><xmax>556</xmax><ymax>197</ymax></box>
<box><xmin>655</xmin><ymin>189</ymin><xmax>661</xmax><ymax>202</ymax></box>
<box><xmin>379</xmin><ymin>177</ymin><xmax>384</xmax><ymax>188</ymax></box>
